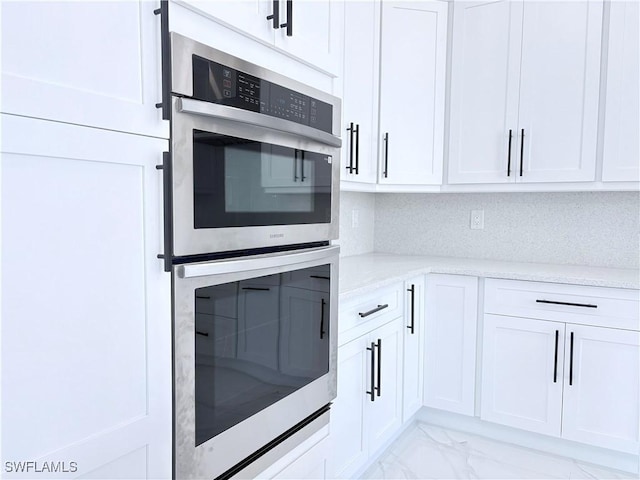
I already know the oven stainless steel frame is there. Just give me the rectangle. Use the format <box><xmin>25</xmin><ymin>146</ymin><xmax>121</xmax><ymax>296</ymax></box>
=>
<box><xmin>173</xmin><ymin>245</ymin><xmax>339</xmax><ymax>479</ymax></box>
<box><xmin>170</xmin><ymin>33</ymin><xmax>341</xmax><ymax>257</ymax></box>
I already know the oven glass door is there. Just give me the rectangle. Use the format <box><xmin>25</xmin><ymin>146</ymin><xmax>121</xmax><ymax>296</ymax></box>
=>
<box><xmin>194</xmin><ymin>263</ymin><xmax>331</xmax><ymax>447</ymax></box>
<box><xmin>193</xmin><ymin>130</ymin><xmax>333</xmax><ymax>229</ymax></box>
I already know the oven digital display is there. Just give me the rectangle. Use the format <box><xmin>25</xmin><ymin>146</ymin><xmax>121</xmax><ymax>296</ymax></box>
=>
<box><xmin>192</xmin><ymin>55</ymin><xmax>333</xmax><ymax>134</ymax></box>
<box><xmin>193</xmin><ymin>264</ymin><xmax>331</xmax><ymax>447</ymax></box>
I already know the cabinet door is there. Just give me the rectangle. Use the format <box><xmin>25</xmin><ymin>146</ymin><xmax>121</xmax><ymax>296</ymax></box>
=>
<box><xmin>403</xmin><ymin>276</ymin><xmax>425</xmax><ymax>422</ymax></box>
<box><xmin>424</xmin><ymin>275</ymin><xmax>478</xmax><ymax>416</ymax></box>
<box><xmin>379</xmin><ymin>0</ymin><xmax>447</xmax><ymax>185</ymax></box>
<box><xmin>1</xmin><ymin>115</ymin><xmax>171</xmax><ymax>478</ymax></box>
<box><xmin>341</xmin><ymin>0</ymin><xmax>380</xmax><ymax>184</ymax></box>
<box><xmin>367</xmin><ymin>317</ymin><xmax>404</xmax><ymax>455</ymax></box>
<box><xmin>602</xmin><ymin>1</ymin><xmax>640</xmax><ymax>182</ymax></box>
<box><xmin>481</xmin><ymin>315</ymin><xmax>565</xmax><ymax>436</ymax></box>
<box><xmin>562</xmin><ymin>325</ymin><xmax>640</xmax><ymax>454</ymax></box>
<box><xmin>330</xmin><ymin>336</ymin><xmax>369</xmax><ymax>479</ymax></box>
<box><xmin>447</xmin><ymin>0</ymin><xmax>523</xmax><ymax>185</ymax></box>
<box><xmin>517</xmin><ymin>1</ymin><xmax>602</xmax><ymax>183</ymax></box>
<box><xmin>1</xmin><ymin>1</ymin><xmax>167</xmax><ymax>138</ymax></box>
<box><xmin>274</xmin><ymin>0</ymin><xmax>343</xmax><ymax>75</ymax></box>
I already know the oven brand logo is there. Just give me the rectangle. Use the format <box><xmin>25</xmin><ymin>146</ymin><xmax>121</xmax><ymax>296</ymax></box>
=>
<box><xmin>4</xmin><ymin>461</ymin><xmax>78</xmax><ymax>474</ymax></box>
<box><xmin>269</xmin><ymin>233</ymin><xmax>285</xmax><ymax>239</ymax></box>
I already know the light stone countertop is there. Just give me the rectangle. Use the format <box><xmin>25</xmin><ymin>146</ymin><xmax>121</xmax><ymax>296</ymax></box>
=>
<box><xmin>339</xmin><ymin>253</ymin><xmax>640</xmax><ymax>298</ymax></box>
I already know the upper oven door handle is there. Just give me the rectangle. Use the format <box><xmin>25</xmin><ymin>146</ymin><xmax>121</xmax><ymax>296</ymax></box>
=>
<box><xmin>178</xmin><ymin>98</ymin><xmax>342</xmax><ymax>148</ymax></box>
<box><xmin>179</xmin><ymin>245</ymin><xmax>340</xmax><ymax>279</ymax></box>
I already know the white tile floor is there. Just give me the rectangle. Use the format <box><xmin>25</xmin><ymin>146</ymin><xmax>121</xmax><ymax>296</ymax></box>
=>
<box><xmin>362</xmin><ymin>423</ymin><xmax>638</xmax><ymax>480</ymax></box>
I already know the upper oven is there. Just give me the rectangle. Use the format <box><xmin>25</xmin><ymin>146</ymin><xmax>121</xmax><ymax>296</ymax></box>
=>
<box><xmin>169</xmin><ymin>33</ymin><xmax>342</xmax><ymax>258</ymax></box>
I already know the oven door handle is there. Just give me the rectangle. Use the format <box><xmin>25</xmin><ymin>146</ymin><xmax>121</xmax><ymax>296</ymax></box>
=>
<box><xmin>178</xmin><ymin>97</ymin><xmax>342</xmax><ymax>148</ymax></box>
<box><xmin>179</xmin><ymin>245</ymin><xmax>340</xmax><ymax>278</ymax></box>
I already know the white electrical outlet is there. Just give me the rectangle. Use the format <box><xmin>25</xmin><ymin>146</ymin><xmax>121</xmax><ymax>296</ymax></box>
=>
<box><xmin>352</xmin><ymin>209</ymin><xmax>360</xmax><ymax>228</ymax></box>
<box><xmin>470</xmin><ymin>210</ymin><xmax>484</xmax><ymax>230</ymax></box>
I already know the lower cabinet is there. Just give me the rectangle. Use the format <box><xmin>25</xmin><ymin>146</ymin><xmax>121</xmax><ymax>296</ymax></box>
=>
<box><xmin>402</xmin><ymin>276</ymin><xmax>425</xmax><ymax>421</ymax></box>
<box><xmin>423</xmin><ymin>274</ymin><xmax>478</xmax><ymax>415</ymax></box>
<box><xmin>331</xmin><ymin>316</ymin><xmax>403</xmax><ymax>478</ymax></box>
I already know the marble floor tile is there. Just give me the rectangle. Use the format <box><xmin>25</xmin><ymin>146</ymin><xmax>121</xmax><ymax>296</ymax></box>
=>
<box><xmin>362</xmin><ymin>423</ymin><xmax>637</xmax><ymax>480</ymax></box>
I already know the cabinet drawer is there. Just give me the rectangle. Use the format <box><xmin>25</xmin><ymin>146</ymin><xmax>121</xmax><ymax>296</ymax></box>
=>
<box><xmin>485</xmin><ymin>279</ymin><xmax>640</xmax><ymax>330</ymax></box>
<box><xmin>339</xmin><ymin>284</ymin><xmax>403</xmax><ymax>344</ymax></box>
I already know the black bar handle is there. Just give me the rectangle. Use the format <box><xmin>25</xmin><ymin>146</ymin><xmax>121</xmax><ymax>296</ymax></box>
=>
<box><xmin>154</xmin><ymin>1</ymin><xmax>171</xmax><ymax>120</ymax></box>
<box><xmin>507</xmin><ymin>129</ymin><xmax>513</xmax><ymax>177</ymax></box>
<box><xmin>195</xmin><ymin>295</ymin><xmax>211</xmax><ymax>299</ymax></box>
<box><xmin>242</xmin><ymin>287</ymin><xmax>271</xmax><ymax>291</ymax></box>
<box><xmin>354</xmin><ymin>123</ymin><xmax>360</xmax><ymax>175</ymax></box>
<box><xmin>383</xmin><ymin>133</ymin><xmax>389</xmax><ymax>178</ymax></box>
<box><xmin>366</xmin><ymin>342</ymin><xmax>376</xmax><ymax>402</ymax></box>
<box><xmin>519</xmin><ymin>128</ymin><xmax>525</xmax><ymax>177</ymax></box>
<box><xmin>266</xmin><ymin>0</ymin><xmax>280</xmax><ymax>28</ymax></box>
<box><xmin>155</xmin><ymin>151</ymin><xmax>173</xmax><ymax>273</ymax></box>
<box><xmin>376</xmin><ymin>339</ymin><xmax>382</xmax><ymax>397</ymax></box>
<box><xmin>407</xmin><ymin>285</ymin><xmax>415</xmax><ymax>334</ymax></box>
<box><xmin>320</xmin><ymin>298</ymin><xmax>326</xmax><ymax>339</ymax></box>
<box><xmin>300</xmin><ymin>151</ymin><xmax>305</xmax><ymax>182</ymax></box>
<box><xmin>310</xmin><ymin>275</ymin><xmax>330</xmax><ymax>280</ymax></box>
<box><xmin>346</xmin><ymin>122</ymin><xmax>354</xmax><ymax>173</ymax></box>
<box><xmin>569</xmin><ymin>331</ymin><xmax>574</xmax><ymax>386</ymax></box>
<box><xmin>196</xmin><ymin>331</ymin><xmax>209</xmax><ymax>337</ymax></box>
<box><xmin>536</xmin><ymin>299</ymin><xmax>597</xmax><ymax>309</ymax></box>
<box><xmin>280</xmin><ymin>0</ymin><xmax>293</xmax><ymax>36</ymax></box>
<box><xmin>358</xmin><ymin>304</ymin><xmax>389</xmax><ymax>318</ymax></box>
<box><xmin>293</xmin><ymin>149</ymin><xmax>299</xmax><ymax>181</ymax></box>
<box><xmin>553</xmin><ymin>330</ymin><xmax>559</xmax><ymax>383</ymax></box>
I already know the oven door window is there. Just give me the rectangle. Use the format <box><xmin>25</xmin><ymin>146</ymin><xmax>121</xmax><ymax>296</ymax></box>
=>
<box><xmin>194</xmin><ymin>264</ymin><xmax>330</xmax><ymax>446</ymax></box>
<box><xmin>193</xmin><ymin>130</ymin><xmax>332</xmax><ymax>229</ymax></box>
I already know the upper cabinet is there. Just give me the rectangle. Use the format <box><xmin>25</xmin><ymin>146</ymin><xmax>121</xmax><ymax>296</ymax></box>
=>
<box><xmin>0</xmin><ymin>1</ymin><xmax>168</xmax><ymax>139</ymax></box>
<box><xmin>448</xmin><ymin>0</ymin><xmax>603</xmax><ymax>185</ymax></box>
<box><xmin>602</xmin><ymin>1</ymin><xmax>639</xmax><ymax>182</ymax></box>
<box><xmin>378</xmin><ymin>0</ymin><xmax>448</xmax><ymax>186</ymax></box>
<box><xmin>341</xmin><ymin>0</ymin><xmax>381</xmax><ymax>185</ymax></box>
<box><xmin>174</xmin><ymin>0</ymin><xmax>343</xmax><ymax>76</ymax></box>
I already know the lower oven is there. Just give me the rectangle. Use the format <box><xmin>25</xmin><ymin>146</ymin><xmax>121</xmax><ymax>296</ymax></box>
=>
<box><xmin>173</xmin><ymin>245</ymin><xmax>339</xmax><ymax>479</ymax></box>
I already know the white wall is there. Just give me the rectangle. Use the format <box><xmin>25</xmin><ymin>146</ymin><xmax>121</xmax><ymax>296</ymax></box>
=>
<box><xmin>337</xmin><ymin>191</ymin><xmax>376</xmax><ymax>257</ymax></box>
<box><xmin>373</xmin><ymin>192</ymin><xmax>640</xmax><ymax>269</ymax></box>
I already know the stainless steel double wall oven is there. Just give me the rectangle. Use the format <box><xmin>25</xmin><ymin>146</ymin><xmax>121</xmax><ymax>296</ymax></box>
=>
<box><xmin>163</xmin><ymin>33</ymin><xmax>342</xmax><ymax>479</ymax></box>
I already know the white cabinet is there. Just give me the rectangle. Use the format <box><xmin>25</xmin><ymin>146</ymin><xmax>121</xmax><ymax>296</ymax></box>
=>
<box><xmin>424</xmin><ymin>274</ymin><xmax>478</xmax><ymax>416</ymax></box>
<box><xmin>331</xmin><ymin>317</ymin><xmax>403</xmax><ymax>478</ymax></box>
<box><xmin>341</xmin><ymin>0</ymin><xmax>380</xmax><ymax>185</ymax></box>
<box><xmin>402</xmin><ymin>276</ymin><xmax>425</xmax><ymax>421</ymax></box>
<box><xmin>0</xmin><ymin>1</ymin><xmax>167</xmax><ymax>138</ymax></box>
<box><xmin>174</xmin><ymin>0</ymin><xmax>343</xmax><ymax>75</ymax></box>
<box><xmin>378</xmin><ymin>0</ymin><xmax>448</xmax><ymax>186</ymax></box>
<box><xmin>1</xmin><ymin>115</ymin><xmax>171</xmax><ymax>478</ymax></box>
<box><xmin>602</xmin><ymin>1</ymin><xmax>640</xmax><ymax>182</ymax></box>
<box><xmin>481</xmin><ymin>279</ymin><xmax>640</xmax><ymax>454</ymax></box>
<box><xmin>448</xmin><ymin>1</ymin><xmax>602</xmax><ymax>185</ymax></box>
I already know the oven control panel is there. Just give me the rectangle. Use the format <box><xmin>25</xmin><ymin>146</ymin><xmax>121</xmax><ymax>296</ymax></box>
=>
<box><xmin>192</xmin><ymin>55</ymin><xmax>333</xmax><ymax>134</ymax></box>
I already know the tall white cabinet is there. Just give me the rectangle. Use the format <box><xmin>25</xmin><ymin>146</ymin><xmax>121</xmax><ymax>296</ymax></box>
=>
<box><xmin>1</xmin><ymin>115</ymin><xmax>172</xmax><ymax>478</ymax></box>
<box><xmin>448</xmin><ymin>0</ymin><xmax>602</xmax><ymax>185</ymax></box>
<box><xmin>378</xmin><ymin>0</ymin><xmax>447</xmax><ymax>186</ymax></box>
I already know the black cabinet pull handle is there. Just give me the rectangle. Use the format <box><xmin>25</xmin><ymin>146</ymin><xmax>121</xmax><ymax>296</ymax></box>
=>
<box><xmin>354</xmin><ymin>123</ymin><xmax>360</xmax><ymax>175</ymax></box>
<box><xmin>242</xmin><ymin>287</ymin><xmax>271</xmax><ymax>291</ymax></box>
<box><xmin>346</xmin><ymin>122</ymin><xmax>355</xmax><ymax>173</ymax></box>
<box><xmin>383</xmin><ymin>132</ymin><xmax>389</xmax><ymax>178</ymax></box>
<box><xmin>569</xmin><ymin>331</ymin><xmax>574</xmax><ymax>386</ymax></box>
<box><xmin>266</xmin><ymin>0</ymin><xmax>280</xmax><ymax>28</ymax></box>
<box><xmin>376</xmin><ymin>339</ymin><xmax>382</xmax><ymax>397</ymax></box>
<box><xmin>407</xmin><ymin>285</ymin><xmax>415</xmax><ymax>334</ymax></box>
<box><xmin>196</xmin><ymin>331</ymin><xmax>209</xmax><ymax>337</ymax></box>
<box><xmin>154</xmin><ymin>1</ymin><xmax>171</xmax><ymax>121</ymax></box>
<box><xmin>366</xmin><ymin>341</ymin><xmax>376</xmax><ymax>402</ymax></box>
<box><xmin>519</xmin><ymin>128</ymin><xmax>525</xmax><ymax>177</ymax></box>
<box><xmin>358</xmin><ymin>304</ymin><xmax>389</xmax><ymax>318</ymax></box>
<box><xmin>320</xmin><ymin>298</ymin><xmax>326</xmax><ymax>339</ymax></box>
<box><xmin>536</xmin><ymin>299</ymin><xmax>597</xmax><ymax>309</ymax></box>
<box><xmin>507</xmin><ymin>129</ymin><xmax>513</xmax><ymax>177</ymax></box>
<box><xmin>553</xmin><ymin>330</ymin><xmax>559</xmax><ymax>383</ymax></box>
<box><xmin>310</xmin><ymin>275</ymin><xmax>330</xmax><ymax>280</ymax></box>
<box><xmin>155</xmin><ymin>151</ymin><xmax>173</xmax><ymax>272</ymax></box>
<box><xmin>280</xmin><ymin>0</ymin><xmax>293</xmax><ymax>36</ymax></box>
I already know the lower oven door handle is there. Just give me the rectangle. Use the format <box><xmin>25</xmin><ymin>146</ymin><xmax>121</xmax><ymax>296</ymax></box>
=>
<box><xmin>179</xmin><ymin>245</ymin><xmax>340</xmax><ymax>278</ymax></box>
